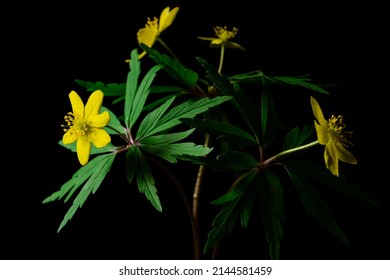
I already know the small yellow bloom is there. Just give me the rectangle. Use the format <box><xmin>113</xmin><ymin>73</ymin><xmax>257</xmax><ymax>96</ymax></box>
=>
<box><xmin>197</xmin><ymin>26</ymin><xmax>246</xmax><ymax>51</ymax></box>
<box><xmin>310</xmin><ymin>96</ymin><xmax>357</xmax><ymax>176</ymax></box>
<box><xmin>126</xmin><ymin>6</ymin><xmax>179</xmax><ymax>61</ymax></box>
<box><xmin>62</xmin><ymin>90</ymin><xmax>111</xmax><ymax>166</ymax></box>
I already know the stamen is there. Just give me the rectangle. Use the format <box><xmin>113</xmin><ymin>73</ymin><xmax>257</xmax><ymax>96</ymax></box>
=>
<box><xmin>146</xmin><ymin>17</ymin><xmax>158</xmax><ymax>28</ymax></box>
<box><xmin>61</xmin><ymin>112</ymin><xmax>75</xmax><ymax>132</ymax></box>
<box><xmin>214</xmin><ymin>26</ymin><xmax>238</xmax><ymax>40</ymax></box>
<box><xmin>328</xmin><ymin>114</ymin><xmax>354</xmax><ymax>147</ymax></box>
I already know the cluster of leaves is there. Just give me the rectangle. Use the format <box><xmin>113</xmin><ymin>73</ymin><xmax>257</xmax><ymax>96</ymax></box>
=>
<box><xmin>44</xmin><ymin>43</ymin><xmax>376</xmax><ymax>259</ymax></box>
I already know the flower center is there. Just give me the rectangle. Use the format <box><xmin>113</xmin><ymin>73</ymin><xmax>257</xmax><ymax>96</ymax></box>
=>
<box><xmin>61</xmin><ymin>112</ymin><xmax>88</xmax><ymax>137</ymax></box>
<box><xmin>214</xmin><ymin>26</ymin><xmax>238</xmax><ymax>41</ymax></box>
<box><xmin>327</xmin><ymin>114</ymin><xmax>353</xmax><ymax>147</ymax></box>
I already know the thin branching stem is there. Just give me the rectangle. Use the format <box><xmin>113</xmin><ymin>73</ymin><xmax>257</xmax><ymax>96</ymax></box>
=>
<box><xmin>192</xmin><ymin>133</ymin><xmax>211</xmax><ymax>221</ymax></box>
<box><xmin>147</xmin><ymin>155</ymin><xmax>202</xmax><ymax>259</ymax></box>
<box><xmin>262</xmin><ymin>140</ymin><xmax>319</xmax><ymax>166</ymax></box>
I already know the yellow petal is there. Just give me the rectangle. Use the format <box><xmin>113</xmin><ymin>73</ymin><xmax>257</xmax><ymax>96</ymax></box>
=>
<box><xmin>137</xmin><ymin>25</ymin><xmax>158</xmax><ymax>47</ymax></box>
<box><xmin>89</xmin><ymin>128</ymin><xmax>111</xmax><ymax>148</ymax></box>
<box><xmin>310</xmin><ymin>96</ymin><xmax>327</xmax><ymax>127</ymax></box>
<box><xmin>76</xmin><ymin>135</ymin><xmax>92</xmax><ymax>166</ymax></box>
<box><xmin>69</xmin><ymin>91</ymin><xmax>84</xmax><ymax>118</ymax></box>
<box><xmin>63</xmin><ymin>129</ymin><xmax>77</xmax><ymax>144</ymax></box>
<box><xmin>324</xmin><ymin>140</ymin><xmax>339</xmax><ymax>176</ymax></box>
<box><xmin>335</xmin><ymin>142</ymin><xmax>358</xmax><ymax>164</ymax></box>
<box><xmin>158</xmin><ymin>7</ymin><xmax>179</xmax><ymax>33</ymax></box>
<box><xmin>314</xmin><ymin>120</ymin><xmax>330</xmax><ymax>145</ymax></box>
<box><xmin>211</xmin><ymin>38</ymin><xmax>223</xmax><ymax>45</ymax></box>
<box><xmin>88</xmin><ymin>111</ymin><xmax>110</xmax><ymax>128</ymax></box>
<box><xmin>85</xmin><ymin>90</ymin><xmax>104</xmax><ymax>120</ymax></box>
<box><xmin>224</xmin><ymin>41</ymin><xmax>246</xmax><ymax>51</ymax></box>
<box><xmin>197</xmin><ymin>36</ymin><xmax>218</xmax><ymax>41</ymax></box>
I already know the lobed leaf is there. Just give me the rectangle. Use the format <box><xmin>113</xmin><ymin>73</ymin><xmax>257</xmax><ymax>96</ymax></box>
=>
<box><xmin>141</xmin><ymin>44</ymin><xmax>199</xmax><ymax>90</ymax></box>
<box><xmin>283</xmin><ymin>162</ymin><xmax>350</xmax><ymax>245</ymax></box>
<box><xmin>180</xmin><ymin>118</ymin><xmax>258</xmax><ymax>146</ymax></box>
<box><xmin>204</xmin><ymin>169</ymin><xmax>258</xmax><ymax>254</ymax></box>
<box><xmin>75</xmin><ymin>79</ymin><xmax>126</xmax><ymax>97</ymax></box>
<box><xmin>43</xmin><ymin>153</ymin><xmax>116</xmax><ymax>232</ymax></box>
<box><xmin>101</xmin><ymin>106</ymin><xmax>127</xmax><ymax>135</ymax></box>
<box><xmin>213</xmin><ymin>151</ymin><xmax>259</xmax><ymax>172</ymax></box>
<box><xmin>124</xmin><ymin>49</ymin><xmax>141</xmax><ymax>128</ymax></box>
<box><xmin>229</xmin><ymin>71</ymin><xmax>332</xmax><ymax>94</ymax></box>
<box><xmin>282</xmin><ymin>124</ymin><xmax>315</xmax><ymax>151</ymax></box>
<box><xmin>136</xmin><ymin>96</ymin><xmax>176</xmax><ymax>139</ymax></box>
<box><xmin>197</xmin><ymin>57</ymin><xmax>258</xmax><ymax>138</ymax></box>
<box><xmin>258</xmin><ymin>169</ymin><xmax>285</xmax><ymax>260</ymax></box>
<box><xmin>285</xmin><ymin>160</ymin><xmax>378</xmax><ymax>207</ymax></box>
<box><xmin>135</xmin><ymin>148</ymin><xmax>162</xmax><ymax>212</ymax></box>
<box><xmin>141</xmin><ymin>95</ymin><xmax>232</xmax><ymax>137</ymax></box>
<box><xmin>125</xmin><ymin>49</ymin><xmax>164</xmax><ymax>129</ymax></box>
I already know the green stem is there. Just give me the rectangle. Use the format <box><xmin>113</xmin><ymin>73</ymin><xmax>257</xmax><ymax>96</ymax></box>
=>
<box><xmin>192</xmin><ymin>133</ymin><xmax>211</xmax><ymax>221</ymax></box>
<box><xmin>157</xmin><ymin>37</ymin><xmax>180</xmax><ymax>60</ymax></box>
<box><xmin>218</xmin><ymin>45</ymin><xmax>225</xmax><ymax>73</ymax></box>
<box><xmin>262</xmin><ymin>140</ymin><xmax>319</xmax><ymax>166</ymax></box>
<box><xmin>147</xmin><ymin>155</ymin><xmax>202</xmax><ymax>260</ymax></box>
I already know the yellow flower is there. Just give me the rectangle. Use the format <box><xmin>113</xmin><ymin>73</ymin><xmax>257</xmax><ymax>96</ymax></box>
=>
<box><xmin>126</xmin><ymin>6</ymin><xmax>180</xmax><ymax>61</ymax></box>
<box><xmin>197</xmin><ymin>26</ymin><xmax>246</xmax><ymax>51</ymax></box>
<box><xmin>310</xmin><ymin>96</ymin><xmax>357</xmax><ymax>176</ymax></box>
<box><xmin>62</xmin><ymin>90</ymin><xmax>111</xmax><ymax>166</ymax></box>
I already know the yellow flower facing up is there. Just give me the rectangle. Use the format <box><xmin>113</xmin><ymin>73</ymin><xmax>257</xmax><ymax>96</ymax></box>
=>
<box><xmin>62</xmin><ymin>90</ymin><xmax>111</xmax><ymax>166</ymax></box>
<box><xmin>310</xmin><ymin>96</ymin><xmax>357</xmax><ymax>176</ymax></box>
<box><xmin>197</xmin><ymin>26</ymin><xmax>246</xmax><ymax>51</ymax></box>
<box><xmin>126</xmin><ymin>6</ymin><xmax>180</xmax><ymax>61</ymax></box>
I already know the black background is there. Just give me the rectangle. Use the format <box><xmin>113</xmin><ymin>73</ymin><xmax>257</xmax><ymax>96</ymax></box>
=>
<box><xmin>3</xmin><ymin>0</ymin><xmax>389</xmax><ymax>260</ymax></box>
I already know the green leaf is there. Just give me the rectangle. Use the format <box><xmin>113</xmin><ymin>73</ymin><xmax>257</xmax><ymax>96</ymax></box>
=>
<box><xmin>101</xmin><ymin>106</ymin><xmax>127</xmax><ymax>135</ymax></box>
<box><xmin>59</xmin><ymin>140</ymin><xmax>117</xmax><ymax>155</ymax></box>
<box><xmin>141</xmin><ymin>129</ymin><xmax>212</xmax><ymax>162</ymax></box>
<box><xmin>141</xmin><ymin>43</ymin><xmax>199</xmax><ymax>89</ymax></box>
<box><xmin>75</xmin><ymin>79</ymin><xmax>126</xmax><ymax>97</ymax></box>
<box><xmin>283</xmin><ymin>163</ymin><xmax>350</xmax><ymax>245</ymax></box>
<box><xmin>229</xmin><ymin>71</ymin><xmax>332</xmax><ymax>94</ymax></box>
<box><xmin>260</xmin><ymin>86</ymin><xmax>279</xmax><ymax>147</ymax></box>
<box><xmin>124</xmin><ymin>49</ymin><xmax>141</xmax><ymax>128</ymax></box>
<box><xmin>125</xmin><ymin>49</ymin><xmax>164</xmax><ymax>129</ymax></box>
<box><xmin>43</xmin><ymin>158</ymin><xmax>98</xmax><ymax>204</ymax></box>
<box><xmin>204</xmin><ymin>170</ymin><xmax>258</xmax><ymax>254</ymax></box>
<box><xmin>140</xmin><ymin>95</ymin><xmax>232</xmax><ymax>137</ymax></box>
<box><xmin>142</xmin><ymin>129</ymin><xmax>195</xmax><ymax>145</ymax></box>
<box><xmin>135</xmin><ymin>148</ymin><xmax>162</xmax><ymax>212</ymax></box>
<box><xmin>240</xmin><ymin>184</ymin><xmax>258</xmax><ymax>228</ymax></box>
<box><xmin>197</xmin><ymin>57</ymin><xmax>259</xmax><ymax>140</ymax></box>
<box><xmin>180</xmin><ymin>118</ymin><xmax>258</xmax><ymax>146</ymax></box>
<box><xmin>177</xmin><ymin>150</ymin><xmax>258</xmax><ymax>172</ymax></box>
<box><xmin>282</xmin><ymin>124</ymin><xmax>315</xmax><ymax>150</ymax></box>
<box><xmin>260</xmin><ymin>87</ymin><xmax>269</xmax><ymax>142</ymax></box>
<box><xmin>212</xmin><ymin>169</ymin><xmax>258</xmax><ymax>205</ymax></box>
<box><xmin>126</xmin><ymin>145</ymin><xmax>138</xmax><ymax>184</ymax></box>
<box><xmin>203</xmin><ymin>200</ymin><xmax>240</xmax><ymax>255</ymax></box>
<box><xmin>43</xmin><ymin>153</ymin><xmax>116</xmax><ymax>232</ymax></box>
<box><xmin>174</xmin><ymin>154</ymin><xmax>226</xmax><ymax>171</ymax></box>
<box><xmin>228</xmin><ymin>70</ymin><xmax>265</xmax><ymax>84</ymax></box>
<box><xmin>213</xmin><ymin>151</ymin><xmax>259</xmax><ymax>172</ymax></box>
<box><xmin>142</xmin><ymin>142</ymin><xmax>212</xmax><ymax>163</ymax></box>
<box><xmin>258</xmin><ymin>169</ymin><xmax>285</xmax><ymax>260</ymax></box>
<box><xmin>144</xmin><ymin>85</ymin><xmax>188</xmax><ymax>112</ymax></box>
<box><xmin>285</xmin><ymin>160</ymin><xmax>378</xmax><ymax>207</ymax></box>
<box><xmin>150</xmin><ymin>85</ymin><xmax>188</xmax><ymax>95</ymax></box>
<box><xmin>136</xmin><ymin>96</ymin><xmax>176</xmax><ymax>139</ymax></box>
<box><xmin>267</xmin><ymin>74</ymin><xmax>331</xmax><ymax>95</ymax></box>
